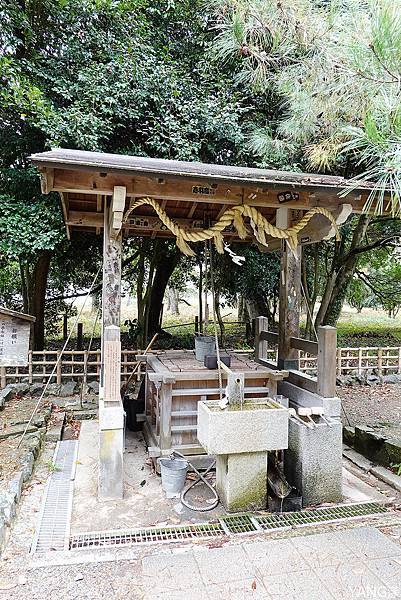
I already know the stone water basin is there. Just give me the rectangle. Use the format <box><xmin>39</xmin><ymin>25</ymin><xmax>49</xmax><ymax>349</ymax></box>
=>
<box><xmin>197</xmin><ymin>399</ymin><xmax>289</xmax><ymax>455</ymax></box>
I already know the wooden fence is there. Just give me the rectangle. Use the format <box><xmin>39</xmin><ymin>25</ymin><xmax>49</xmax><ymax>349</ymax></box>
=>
<box><xmin>1</xmin><ymin>346</ymin><xmax>401</xmax><ymax>389</ymax></box>
<box><xmin>0</xmin><ymin>350</ymin><xmax>144</xmax><ymax>388</ymax></box>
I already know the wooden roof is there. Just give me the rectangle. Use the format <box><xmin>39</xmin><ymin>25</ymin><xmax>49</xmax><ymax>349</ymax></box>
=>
<box><xmin>29</xmin><ymin>149</ymin><xmax>379</xmax><ymax>247</ymax></box>
<box><xmin>0</xmin><ymin>307</ymin><xmax>36</xmax><ymax>322</ymax></box>
<box><xmin>31</xmin><ymin>148</ymin><xmax>375</xmax><ymax>192</ymax></box>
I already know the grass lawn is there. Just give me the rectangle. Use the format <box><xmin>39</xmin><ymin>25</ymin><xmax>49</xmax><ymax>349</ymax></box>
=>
<box><xmin>47</xmin><ymin>298</ymin><xmax>401</xmax><ymax>350</ymax></box>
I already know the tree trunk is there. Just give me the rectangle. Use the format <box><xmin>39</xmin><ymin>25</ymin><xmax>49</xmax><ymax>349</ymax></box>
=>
<box><xmin>147</xmin><ymin>249</ymin><xmax>181</xmax><ymax>338</ymax></box>
<box><xmin>29</xmin><ymin>251</ymin><xmax>52</xmax><ymax>350</ymax></box>
<box><xmin>167</xmin><ymin>287</ymin><xmax>180</xmax><ymax>315</ymax></box>
<box><xmin>315</xmin><ymin>215</ymin><xmax>370</xmax><ymax>329</ymax></box>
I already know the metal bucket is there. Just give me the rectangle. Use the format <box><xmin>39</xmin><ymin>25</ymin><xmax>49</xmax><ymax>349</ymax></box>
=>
<box><xmin>159</xmin><ymin>457</ymin><xmax>188</xmax><ymax>498</ymax></box>
<box><xmin>194</xmin><ymin>335</ymin><xmax>215</xmax><ymax>362</ymax></box>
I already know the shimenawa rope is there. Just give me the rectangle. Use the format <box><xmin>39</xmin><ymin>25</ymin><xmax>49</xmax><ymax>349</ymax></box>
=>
<box><xmin>124</xmin><ymin>197</ymin><xmax>340</xmax><ymax>257</ymax></box>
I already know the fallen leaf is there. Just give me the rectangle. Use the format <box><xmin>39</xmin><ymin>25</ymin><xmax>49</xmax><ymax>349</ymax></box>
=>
<box><xmin>251</xmin><ymin>580</ymin><xmax>257</xmax><ymax>590</ymax></box>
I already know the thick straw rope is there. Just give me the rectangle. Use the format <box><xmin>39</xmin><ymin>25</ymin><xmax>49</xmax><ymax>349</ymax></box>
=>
<box><xmin>124</xmin><ymin>197</ymin><xmax>340</xmax><ymax>256</ymax></box>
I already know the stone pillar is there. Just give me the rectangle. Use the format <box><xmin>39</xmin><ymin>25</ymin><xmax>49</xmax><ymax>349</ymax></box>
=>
<box><xmin>285</xmin><ymin>417</ymin><xmax>343</xmax><ymax>506</ymax></box>
<box><xmin>277</xmin><ymin>208</ymin><xmax>301</xmax><ymax>371</ymax></box>
<box><xmin>99</xmin><ymin>325</ymin><xmax>124</xmax><ymax>499</ymax></box>
<box><xmin>216</xmin><ymin>452</ymin><xmax>268</xmax><ymax>512</ymax></box>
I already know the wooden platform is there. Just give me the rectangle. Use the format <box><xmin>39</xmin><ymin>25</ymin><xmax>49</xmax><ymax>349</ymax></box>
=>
<box><xmin>139</xmin><ymin>350</ymin><xmax>288</xmax><ymax>457</ymax></box>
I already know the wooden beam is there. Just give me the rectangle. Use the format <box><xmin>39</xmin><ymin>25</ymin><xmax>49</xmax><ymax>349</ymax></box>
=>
<box><xmin>96</xmin><ymin>194</ymin><xmax>102</xmax><ymax>235</ymax></box>
<box><xmin>39</xmin><ymin>167</ymin><xmax>54</xmax><ymax>194</ymax></box>
<box><xmin>111</xmin><ymin>185</ymin><xmax>126</xmax><ymax>235</ymax></box>
<box><xmin>266</xmin><ymin>203</ymin><xmax>353</xmax><ymax>251</ymax></box>
<box><xmin>60</xmin><ymin>192</ymin><xmax>71</xmax><ymax>240</ymax></box>
<box><xmin>51</xmin><ymin>168</ymin><xmax>366</xmax><ymax>210</ymax></box>
<box><xmin>187</xmin><ymin>202</ymin><xmax>198</xmax><ymax>218</ymax></box>
<box><xmin>290</xmin><ymin>337</ymin><xmax>318</xmax><ymax>354</ymax></box>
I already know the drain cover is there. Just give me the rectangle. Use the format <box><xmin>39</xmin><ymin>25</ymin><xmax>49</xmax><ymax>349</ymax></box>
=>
<box><xmin>31</xmin><ymin>440</ymin><xmax>78</xmax><ymax>553</ymax></box>
<box><xmin>70</xmin><ymin>521</ymin><xmax>225</xmax><ymax>550</ymax></box>
<box><xmin>68</xmin><ymin>502</ymin><xmax>388</xmax><ymax>551</ymax></box>
<box><xmin>255</xmin><ymin>502</ymin><xmax>387</xmax><ymax>531</ymax></box>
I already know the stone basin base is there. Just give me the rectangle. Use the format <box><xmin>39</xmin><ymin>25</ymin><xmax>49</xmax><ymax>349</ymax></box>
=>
<box><xmin>216</xmin><ymin>452</ymin><xmax>267</xmax><ymax>512</ymax></box>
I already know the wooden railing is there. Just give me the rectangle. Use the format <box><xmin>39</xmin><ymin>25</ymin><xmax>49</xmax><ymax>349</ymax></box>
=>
<box><xmin>1</xmin><ymin>345</ymin><xmax>401</xmax><ymax>389</ymax></box>
<box><xmin>255</xmin><ymin>320</ymin><xmax>337</xmax><ymax>397</ymax></box>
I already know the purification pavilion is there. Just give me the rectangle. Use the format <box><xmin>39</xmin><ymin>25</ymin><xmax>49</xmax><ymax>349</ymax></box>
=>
<box><xmin>30</xmin><ymin>149</ymin><xmax>379</xmax><ymax>504</ymax></box>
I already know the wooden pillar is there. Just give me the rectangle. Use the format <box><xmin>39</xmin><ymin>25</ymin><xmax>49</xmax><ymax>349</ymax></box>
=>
<box><xmin>99</xmin><ymin>188</ymin><xmax>125</xmax><ymax>500</ymax></box>
<box><xmin>277</xmin><ymin>208</ymin><xmax>301</xmax><ymax>371</ymax></box>
<box><xmin>100</xmin><ymin>191</ymin><xmax>123</xmax><ymax>389</ymax></box>
<box><xmin>317</xmin><ymin>325</ymin><xmax>337</xmax><ymax>397</ymax></box>
<box><xmin>254</xmin><ymin>316</ymin><xmax>268</xmax><ymax>361</ymax></box>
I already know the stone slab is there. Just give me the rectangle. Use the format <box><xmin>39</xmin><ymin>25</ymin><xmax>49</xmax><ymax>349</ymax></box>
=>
<box><xmin>0</xmin><ymin>424</ymin><xmax>37</xmax><ymax>439</ymax></box>
<box><xmin>197</xmin><ymin>400</ymin><xmax>288</xmax><ymax>455</ymax></box>
<box><xmin>343</xmin><ymin>445</ymin><xmax>373</xmax><ymax>472</ymax></box>
<box><xmin>285</xmin><ymin>417</ymin><xmax>343</xmax><ymax>505</ymax></box>
<box><xmin>371</xmin><ymin>465</ymin><xmax>401</xmax><ymax>493</ymax></box>
<box><xmin>216</xmin><ymin>451</ymin><xmax>267</xmax><ymax>511</ymax></box>
<box><xmin>343</xmin><ymin>425</ymin><xmax>355</xmax><ymax>446</ymax></box>
<box><xmin>45</xmin><ymin>412</ymin><xmax>65</xmax><ymax>442</ymax></box>
<box><xmin>98</xmin><ymin>397</ymin><xmax>125</xmax><ymax>501</ymax></box>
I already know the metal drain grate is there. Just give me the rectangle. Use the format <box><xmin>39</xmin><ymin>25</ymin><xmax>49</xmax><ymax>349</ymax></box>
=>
<box><xmin>69</xmin><ymin>502</ymin><xmax>387</xmax><ymax>551</ymax></box>
<box><xmin>255</xmin><ymin>502</ymin><xmax>387</xmax><ymax>531</ymax></box>
<box><xmin>70</xmin><ymin>521</ymin><xmax>225</xmax><ymax>550</ymax></box>
<box><xmin>220</xmin><ymin>513</ymin><xmax>259</xmax><ymax>534</ymax></box>
<box><xmin>31</xmin><ymin>440</ymin><xmax>78</xmax><ymax>553</ymax></box>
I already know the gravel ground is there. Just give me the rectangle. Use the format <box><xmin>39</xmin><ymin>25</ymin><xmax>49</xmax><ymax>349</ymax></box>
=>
<box><xmin>338</xmin><ymin>383</ymin><xmax>401</xmax><ymax>427</ymax></box>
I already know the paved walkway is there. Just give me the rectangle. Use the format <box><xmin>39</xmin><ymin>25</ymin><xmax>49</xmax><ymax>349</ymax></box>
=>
<box><xmin>2</xmin><ymin>524</ymin><xmax>401</xmax><ymax>599</ymax></box>
<box><xmin>1</xmin><ymin>443</ymin><xmax>401</xmax><ymax>599</ymax></box>
<box><xmin>140</xmin><ymin>526</ymin><xmax>401</xmax><ymax>599</ymax></box>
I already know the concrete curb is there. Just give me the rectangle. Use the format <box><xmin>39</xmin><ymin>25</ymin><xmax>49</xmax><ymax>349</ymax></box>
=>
<box><xmin>0</xmin><ymin>431</ymin><xmax>44</xmax><ymax>555</ymax></box>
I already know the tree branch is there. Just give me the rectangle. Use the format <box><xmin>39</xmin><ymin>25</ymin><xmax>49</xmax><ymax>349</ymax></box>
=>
<box><xmin>348</xmin><ymin>235</ymin><xmax>399</xmax><ymax>257</ymax></box>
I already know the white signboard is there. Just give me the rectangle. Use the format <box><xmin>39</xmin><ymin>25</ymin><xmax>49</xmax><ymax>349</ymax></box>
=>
<box><xmin>0</xmin><ymin>315</ymin><xmax>31</xmax><ymax>367</ymax></box>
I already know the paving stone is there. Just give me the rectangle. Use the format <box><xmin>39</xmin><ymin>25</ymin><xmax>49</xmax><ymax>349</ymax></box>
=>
<box><xmin>365</xmin><ymin>557</ymin><xmax>401</xmax><ymax>598</ymax></box>
<box><xmin>145</xmin><ymin>588</ymin><xmax>209</xmax><ymax>600</ymax></box>
<box><xmin>244</xmin><ymin>538</ymin><xmax>309</xmax><ymax>575</ymax></box>
<box><xmin>207</xmin><ymin>577</ymin><xmax>269</xmax><ymax>600</ymax></box>
<box><xmin>291</xmin><ymin>530</ymin><xmax>357</xmax><ymax>569</ymax></box>
<box><xmin>142</xmin><ymin>551</ymin><xmax>203</xmax><ymax>593</ymax></box>
<box><xmin>262</xmin><ymin>569</ymin><xmax>333</xmax><ymax>600</ymax></box>
<box><xmin>341</xmin><ymin>527</ymin><xmax>401</xmax><ymax>560</ymax></box>
<box><xmin>194</xmin><ymin>545</ymin><xmax>257</xmax><ymax>585</ymax></box>
<box><xmin>315</xmin><ymin>559</ymin><xmax>392</xmax><ymax>600</ymax></box>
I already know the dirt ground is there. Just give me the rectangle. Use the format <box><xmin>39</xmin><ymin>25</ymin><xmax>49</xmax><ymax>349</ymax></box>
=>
<box><xmin>338</xmin><ymin>383</ymin><xmax>401</xmax><ymax>427</ymax></box>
